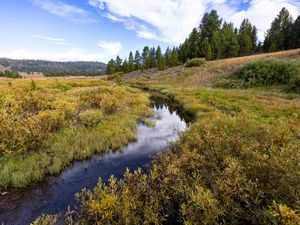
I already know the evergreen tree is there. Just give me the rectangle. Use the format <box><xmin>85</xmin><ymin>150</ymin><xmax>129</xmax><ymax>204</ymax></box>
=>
<box><xmin>156</xmin><ymin>46</ymin><xmax>165</xmax><ymax>70</ymax></box>
<box><xmin>211</xmin><ymin>31</ymin><xmax>222</xmax><ymax>59</ymax></box>
<box><xmin>178</xmin><ymin>42</ymin><xmax>189</xmax><ymax>63</ymax></box>
<box><xmin>149</xmin><ymin>47</ymin><xmax>156</xmax><ymax>68</ymax></box>
<box><xmin>201</xmin><ymin>38</ymin><xmax>212</xmax><ymax>60</ymax></box>
<box><xmin>142</xmin><ymin>46</ymin><xmax>150</xmax><ymax>69</ymax></box>
<box><xmin>238</xmin><ymin>19</ymin><xmax>257</xmax><ymax>55</ymax></box>
<box><xmin>290</xmin><ymin>16</ymin><xmax>300</xmax><ymax>48</ymax></box>
<box><xmin>170</xmin><ymin>48</ymin><xmax>179</xmax><ymax>66</ymax></box>
<box><xmin>156</xmin><ymin>46</ymin><xmax>162</xmax><ymax>63</ymax></box>
<box><xmin>106</xmin><ymin>59</ymin><xmax>116</xmax><ymax>75</ymax></box>
<box><xmin>187</xmin><ymin>28</ymin><xmax>201</xmax><ymax>59</ymax></box>
<box><xmin>128</xmin><ymin>51</ymin><xmax>134</xmax><ymax>72</ymax></box>
<box><xmin>200</xmin><ymin>10</ymin><xmax>222</xmax><ymax>41</ymax></box>
<box><xmin>115</xmin><ymin>56</ymin><xmax>123</xmax><ymax>72</ymax></box>
<box><xmin>134</xmin><ymin>50</ymin><xmax>142</xmax><ymax>70</ymax></box>
<box><xmin>122</xmin><ymin>58</ymin><xmax>128</xmax><ymax>73</ymax></box>
<box><xmin>157</xmin><ymin>56</ymin><xmax>165</xmax><ymax>71</ymax></box>
<box><xmin>220</xmin><ymin>22</ymin><xmax>240</xmax><ymax>58</ymax></box>
<box><xmin>264</xmin><ymin>7</ymin><xmax>293</xmax><ymax>51</ymax></box>
<box><xmin>165</xmin><ymin>47</ymin><xmax>171</xmax><ymax>67</ymax></box>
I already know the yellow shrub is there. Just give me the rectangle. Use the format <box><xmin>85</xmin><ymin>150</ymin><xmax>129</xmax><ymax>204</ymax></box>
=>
<box><xmin>79</xmin><ymin>109</ymin><xmax>104</xmax><ymax>127</ymax></box>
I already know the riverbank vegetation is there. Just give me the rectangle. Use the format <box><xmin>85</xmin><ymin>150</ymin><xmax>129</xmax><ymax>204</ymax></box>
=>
<box><xmin>34</xmin><ymin>52</ymin><xmax>300</xmax><ymax>224</ymax></box>
<box><xmin>0</xmin><ymin>79</ymin><xmax>151</xmax><ymax>189</ymax></box>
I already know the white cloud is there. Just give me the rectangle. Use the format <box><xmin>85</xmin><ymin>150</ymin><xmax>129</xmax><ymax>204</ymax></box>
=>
<box><xmin>0</xmin><ymin>41</ymin><xmax>122</xmax><ymax>62</ymax></box>
<box><xmin>97</xmin><ymin>41</ymin><xmax>122</xmax><ymax>55</ymax></box>
<box><xmin>89</xmin><ymin>0</ymin><xmax>206</xmax><ymax>44</ymax></box>
<box><xmin>31</xmin><ymin>0</ymin><xmax>97</xmax><ymax>24</ymax></box>
<box><xmin>30</xmin><ymin>34</ymin><xmax>72</xmax><ymax>46</ymax></box>
<box><xmin>89</xmin><ymin>0</ymin><xmax>300</xmax><ymax>44</ymax></box>
<box><xmin>211</xmin><ymin>0</ymin><xmax>300</xmax><ymax>41</ymax></box>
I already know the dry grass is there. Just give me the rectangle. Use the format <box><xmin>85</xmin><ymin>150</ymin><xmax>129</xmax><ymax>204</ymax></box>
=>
<box><xmin>124</xmin><ymin>48</ymin><xmax>300</xmax><ymax>88</ymax></box>
<box><xmin>209</xmin><ymin>48</ymin><xmax>300</xmax><ymax>68</ymax></box>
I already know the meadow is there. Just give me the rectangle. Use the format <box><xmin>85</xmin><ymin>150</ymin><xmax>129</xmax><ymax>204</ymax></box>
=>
<box><xmin>35</xmin><ymin>53</ymin><xmax>300</xmax><ymax>224</ymax></box>
<box><xmin>0</xmin><ymin>78</ymin><xmax>152</xmax><ymax>189</ymax></box>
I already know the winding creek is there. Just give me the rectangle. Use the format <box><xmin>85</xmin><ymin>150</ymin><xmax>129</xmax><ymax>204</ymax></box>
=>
<box><xmin>0</xmin><ymin>96</ymin><xmax>191</xmax><ymax>225</ymax></box>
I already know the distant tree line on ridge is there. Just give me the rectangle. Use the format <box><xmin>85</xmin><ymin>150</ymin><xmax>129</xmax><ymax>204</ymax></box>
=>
<box><xmin>0</xmin><ymin>59</ymin><xmax>106</xmax><ymax>76</ymax></box>
<box><xmin>106</xmin><ymin>8</ymin><xmax>300</xmax><ymax>75</ymax></box>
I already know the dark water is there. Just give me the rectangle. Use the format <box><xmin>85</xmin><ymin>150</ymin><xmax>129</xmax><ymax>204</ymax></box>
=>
<box><xmin>0</xmin><ymin>98</ymin><xmax>188</xmax><ymax>225</ymax></box>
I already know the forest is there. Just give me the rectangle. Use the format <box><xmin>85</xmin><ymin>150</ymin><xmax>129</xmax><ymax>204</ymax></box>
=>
<box><xmin>106</xmin><ymin>7</ymin><xmax>300</xmax><ymax>75</ymax></box>
<box><xmin>0</xmin><ymin>58</ymin><xmax>106</xmax><ymax>76</ymax></box>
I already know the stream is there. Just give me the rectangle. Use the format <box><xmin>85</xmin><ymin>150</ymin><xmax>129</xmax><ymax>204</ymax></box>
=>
<box><xmin>0</xmin><ymin>96</ymin><xmax>190</xmax><ymax>225</ymax></box>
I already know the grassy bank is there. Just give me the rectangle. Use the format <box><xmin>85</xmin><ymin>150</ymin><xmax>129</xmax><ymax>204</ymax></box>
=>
<box><xmin>0</xmin><ymin>79</ymin><xmax>152</xmax><ymax>189</ymax></box>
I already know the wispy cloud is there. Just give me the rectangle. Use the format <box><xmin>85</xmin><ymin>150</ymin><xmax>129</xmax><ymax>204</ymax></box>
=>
<box><xmin>30</xmin><ymin>34</ymin><xmax>72</xmax><ymax>46</ymax></box>
<box><xmin>0</xmin><ymin>41</ymin><xmax>122</xmax><ymax>62</ymax></box>
<box><xmin>97</xmin><ymin>41</ymin><xmax>122</xmax><ymax>56</ymax></box>
<box><xmin>31</xmin><ymin>0</ymin><xmax>97</xmax><ymax>24</ymax></box>
<box><xmin>89</xmin><ymin>0</ymin><xmax>300</xmax><ymax>44</ymax></box>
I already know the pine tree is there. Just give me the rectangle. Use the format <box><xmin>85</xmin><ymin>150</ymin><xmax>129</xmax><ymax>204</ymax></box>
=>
<box><xmin>156</xmin><ymin>46</ymin><xmax>165</xmax><ymax>70</ymax></box>
<box><xmin>142</xmin><ymin>46</ymin><xmax>150</xmax><ymax>69</ymax></box>
<box><xmin>157</xmin><ymin>56</ymin><xmax>165</xmax><ymax>71</ymax></box>
<box><xmin>221</xmin><ymin>22</ymin><xmax>239</xmax><ymax>58</ymax></box>
<box><xmin>187</xmin><ymin>28</ymin><xmax>201</xmax><ymax>59</ymax></box>
<box><xmin>134</xmin><ymin>50</ymin><xmax>141</xmax><ymax>70</ymax></box>
<box><xmin>200</xmin><ymin>10</ymin><xmax>222</xmax><ymax>41</ymax></box>
<box><xmin>149</xmin><ymin>47</ymin><xmax>156</xmax><ymax>68</ymax></box>
<box><xmin>238</xmin><ymin>19</ymin><xmax>257</xmax><ymax>55</ymax></box>
<box><xmin>170</xmin><ymin>48</ymin><xmax>179</xmax><ymax>67</ymax></box>
<box><xmin>211</xmin><ymin>31</ymin><xmax>222</xmax><ymax>59</ymax></box>
<box><xmin>106</xmin><ymin>59</ymin><xmax>116</xmax><ymax>75</ymax></box>
<box><xmin>264</xmin><ymin>7</ymin><xmax>293</xmax><ymax>51</ymax></box>
<box><xmin>122</xmin><ymin>58</ymin><xmax>128</xmax><ymax>73</ymax></box>
<box><xmin>201</xmin><ymin>38</ymin><xmax>212</xmax><ymax>60</ymax></box>
<box><xmin>290</xmin><ymin>16</ymin><xmax>300</xmax><ymax>49</ymax></box>
<box><xmin>115</xmin><ymin>56</ymin><xmax>122</xmax><ymax>72</ymax></box>
<box><xmin>156</xmin><ymin>46</ymin><xmax>162</xmax><ymax>63</ymax></box>
<box><xmin>128</xmin><ymin>51</ymin><xmax>134</xmax><ymax>72</ymax></box>
<box><xmin>178</xmin><ymin>41</ymin><xmax>189</xmax><ymax>63</ymax></box>
<box><xmin>165</xmin><ymin>47</ymin><xmax>171</xmax><ymax>67</ymax></box>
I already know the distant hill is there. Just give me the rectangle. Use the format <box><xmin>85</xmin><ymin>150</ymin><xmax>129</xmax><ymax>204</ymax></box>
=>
<box><xmin>0</xmin><ymin>58</ymin><xmax>106</xmax><ymax>76</ymax></box>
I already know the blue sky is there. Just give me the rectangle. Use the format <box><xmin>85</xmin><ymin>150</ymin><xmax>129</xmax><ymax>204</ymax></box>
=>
<box><xmin>0</xmin><ymin>0</ymin><xmax>299</xmax><ymax>62</ymax></box>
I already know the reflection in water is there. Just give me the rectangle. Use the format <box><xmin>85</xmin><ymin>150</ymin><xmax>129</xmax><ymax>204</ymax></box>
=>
<box><xmin>0</xmin><ymin>101</ymin><xmax>188</xmax><ymax>225</ymax></box>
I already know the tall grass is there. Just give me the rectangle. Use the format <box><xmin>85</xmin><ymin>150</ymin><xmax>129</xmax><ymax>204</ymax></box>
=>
<box><xmin>0</xmin><ymin>79</ymin><xmax>152</xmax><ymax>189</ymax></box>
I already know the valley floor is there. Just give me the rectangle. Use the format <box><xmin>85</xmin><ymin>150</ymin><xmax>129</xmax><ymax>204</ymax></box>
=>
<box><xmin>2</xmin><ymin>49</ymin><xmax>300</xmax><ymax>224</ymax></box>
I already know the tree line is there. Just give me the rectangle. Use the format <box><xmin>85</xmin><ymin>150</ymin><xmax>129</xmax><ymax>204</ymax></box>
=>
<box><xmin>106</xmin><ymin>7</ymin><xmax>300</xmax><ymax>75</ymax></box>
<box><xmin>0</xmin><ymin>58</ymin><xmax>106</xmax><ymax>76</ymax></box>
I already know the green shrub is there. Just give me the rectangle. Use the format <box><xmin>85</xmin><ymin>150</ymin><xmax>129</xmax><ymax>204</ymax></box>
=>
<box><xmin>231</xmin><ymin>58</ymin><xmax>298</xmax><ymax>87</ymax></box>
<box><xmin>286</xmin><ymin>75</ymin><xmax>300</xmax><ymax>94</ymax></box>
<box><xmin>185</xmin><ymin>58</ymin><xmax>206</xmax><ymax>68</ymax></box>
<box><xmin>79</xmin><ymin>109</ymin><xmax>104</xmax><ymax>127</ymax></box>
<box><xmin>107</xmin><ymin>72</ymin><xmax>124</xmax><ymax>81</ymax></box>
<box><xmin>213</xmin><ymin>78</ymin><xmax>247</xmax><ymax>89</ymax></box>
<box><xmin>144</xmin><ymin>119</ymin><xmax>156</xmax><ymax>127</ymax></box>
<box><xmin>51</xmin><ymin>82</ymin><xmax>72</xmax><ymax>91</ymax></box>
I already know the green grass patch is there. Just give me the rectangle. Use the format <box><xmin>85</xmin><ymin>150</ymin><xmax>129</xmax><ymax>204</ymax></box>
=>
<box><xmin>144</xmin><ymin>119</ymin><xmax>156</xmax><ymax>127</ymax></box>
